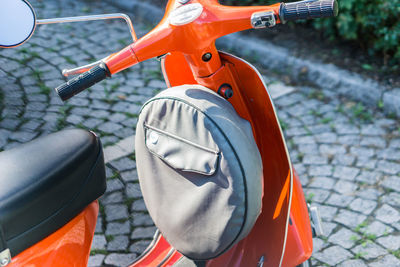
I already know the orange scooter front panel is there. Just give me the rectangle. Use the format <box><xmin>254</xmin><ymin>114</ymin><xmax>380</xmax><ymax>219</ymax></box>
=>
<box><xmin>8</xmin><ymin>201</ymin><xmax>98</xmax><ymax>267</ymax></box>
<box><xmin>282</xmin><ymin>170</ymin><xmax>313</xmax><ymax>267</ymax></box>
<box><xmin>162</xmin><ymin>51</ymin><xmax>312</xmax><ymax>266</ymax></box>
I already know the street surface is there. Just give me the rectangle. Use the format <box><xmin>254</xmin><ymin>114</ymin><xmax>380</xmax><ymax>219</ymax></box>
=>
<box><xmin>0</xmin><ymin>0</ymin><xmax>399</xmax><ymax>266</ymax></box>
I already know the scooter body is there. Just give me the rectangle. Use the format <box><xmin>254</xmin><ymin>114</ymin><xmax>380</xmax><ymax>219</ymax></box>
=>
<box><xmin>125</xmin><ymin>51</ymin><xmax>313</xmax><ymax>267</ymax></box>
<box><xmin>7</xmin><ymin>202</ymin><xmax>98</xmax><ymax>267</ymax></box>
<box><xmin>0</xmin><ymin>0</ymin><xmax>337</xmax><ymax>265</ymax></box>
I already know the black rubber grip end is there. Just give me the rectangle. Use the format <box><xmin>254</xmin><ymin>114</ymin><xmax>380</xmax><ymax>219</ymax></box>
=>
<box><xmin>280</xmin><ymin>0</ymin><xmax>338</xmax><ymax>23</ymax></box>
<box><xmin>55</xmin><ymin>63</ymin><xmax>111</xmax><ymax>101</ymax></box>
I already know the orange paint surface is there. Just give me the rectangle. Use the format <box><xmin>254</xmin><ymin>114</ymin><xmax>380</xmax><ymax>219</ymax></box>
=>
<box><xmin>9</xmin><ymin>201</ymin><xmax>99</xmax><ymax>267</ymax></box>
<box><xmin>105</xmin><ymin>0</ymin><xmax>281</xmax><ymax>78</ymax></box>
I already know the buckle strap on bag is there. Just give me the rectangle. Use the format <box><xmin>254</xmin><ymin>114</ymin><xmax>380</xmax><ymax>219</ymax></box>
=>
<box><xmin>0</xmin><ymin>225</ymin><xmax>11</xmax><ymax>266</ymax></box>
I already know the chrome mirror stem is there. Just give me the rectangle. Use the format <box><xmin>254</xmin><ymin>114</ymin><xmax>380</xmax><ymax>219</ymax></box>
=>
<box><xmin>37</xmin><ymin>13</ymin><xmax>137</xmax><ymax>77</ymax></box>
<box><xmin>37</xmin><ymin>13</ymin><xmax>137</xmax><ymax>42</ymax></box>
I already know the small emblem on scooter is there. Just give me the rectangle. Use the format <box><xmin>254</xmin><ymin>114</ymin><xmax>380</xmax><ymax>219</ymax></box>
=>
<box><xmin>169</xmin><ymin>3</ymin><xmax>203</xmax><ymax>26</ymax></box>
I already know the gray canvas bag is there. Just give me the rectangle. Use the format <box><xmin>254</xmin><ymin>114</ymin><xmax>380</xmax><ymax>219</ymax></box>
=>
<box><xmin>135</xmin><ymin>84</ymin><xmax>263</xmax><ymax>260</ymax></box>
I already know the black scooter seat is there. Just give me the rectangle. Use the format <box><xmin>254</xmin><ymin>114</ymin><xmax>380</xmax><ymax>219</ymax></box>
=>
<box><xmin>0</xmin><ymin>129</ymin><xmax>106</xmax><ymax>256</ymax></box>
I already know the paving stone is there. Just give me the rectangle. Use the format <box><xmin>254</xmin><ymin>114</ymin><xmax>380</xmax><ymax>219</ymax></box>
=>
<box><xmin>332</xmin><ymin>154</ymin><xmax>356</xmax><ymax>166</ymax></box>
<box><xmin>381</xmin><ymin>176</ymin><xmax>400</xmax><ymax>192</ymax></box>
<box><xmin>365</xmin><ymin>221</ymin><xmax>394</xmax><ymax>237</ymax></box>
<box><xmin>66</xmin><ymin>114</ymin><xmax>84</xmax><ymax>124</ymax></box>
<box><xmin>356</xmin><ymin>156</ymin><xmax>377</xmax><ymax>169</ymax></box>
<box><xmin>308</xmin><ymin>177</ymin><xmax>335</xmax><ymax>190</ymax></box>
<box><xmin>312</xmin><ymin>237</ymin><xmax>328</xmax><ymax>254</ymax></box>
<box><xmin>356</xmin><ymin>171</ymin><xmax>382</xmax><ymax>185</ymax></box>
<box><xmin>375</xmin><ymin>204</ymin><xmax>400</xmax><ymax>224</ymax></box>
<box><xmin>326</xmin><ymin>193</ymin><xmax>354</xmax><ymax>208</ymax></box>
<box><xmin>328</xmin><ymin>228</ymin><xmax>359</xmax><ymax>249</ymax></box>
<box><xmin>313</xmin><ymin>245</ymin><xmax>353</xmax><ymax>266</ymax></box>
<box><xmin>148</xmin><ymin>80</ymin><xmax>166</xmax><ymax>89</ymax></box>
<box><xmin>87</xmin><ymin>254</ymin><xmax>105</xmax><ymax>267</ymax></box>
<box><xmin>377</xmin><ymin>148</ymin><xmax>400</xmax><ymax>161</ymax></box>
<box><xmin>377</xmin><ymin>160</ymin><xmax>400</xmax><ymax>175</ymax></box>
<box><xmin>309</xmin><ymin>165</ymin><xmax>333</xmax><ymax>176</ymax></box>
<box><xmin>334</xmin><ymin>180</ymin><xmax>358</xmax><ymax>194</ymax></box>
<box><xmin>381</xmin><ymin>192</ymin><xmax>400</xmax><ymax>207</ymax></box>
<box><xmin>91</xmin><ymin>235</ymin><xmax>106</xmax><ymax>250</ymax></box>
<box><xmin>334</xmin><ymin>210</ymin><xmax>367</xmax><ymax>228</ymax></box>
<box><xmin>322</xmin><ymin>222</ymin><xmax>338</xmax><ymax>237</ymax></box>
<box><xmin>360</xmin><ymin>124</ymin><xmax>386</xmax><ymax>136</ymax></box>
<box><xmin>376</xmin><ymin>235</ymin><xmax>400</xmax><ymax>251</ymax></box>
<box><xmin>121</xmin><ymin>170</ymin><xmax>139</xmax><ymax>183</ymax></box>
<box><xmin>89</xmin><ymin>109</ymin><xmax>110</xmax><ymax>119</ymax></box>
<box><xmin>356</xmin><ymin>188</ymin><xmax>381</xmax><ymax>200</ymax></box>
<box><xmin>101</xmin><ymin>191</ymin><xmax>124</xmax><ymax>205</ymax></box>
<box><xmin>349</xmin><ymin>198</ymin><xmax>377</xmax><ymax>215</ymax></box>
<box><xmin>132</xmin><ymin>213</ymin><xmax>154</xmax><ymax>226</ymax></box>
<box><xmin>352</xmin><ymin>242</ymin><xmax>387</xmax><ymax>260</ymax></box>
<box><xmin>337</xmin><ymin>259</ymin><xmax>367</xmax><ymax>267</ymax></box>
<box><xmin>313</xmin><ymin>132</ymin><xmax>338</xmax><ymax>144</ymax></box>
<box><xmin>109</xmin><ymin>113</ymin><xmax>127</xmax><ymax>123</ymax></box>
<box><xmin>129</xmin><ymin>240</ymin><xmax>152</xmax><ymax>254</ymax></box>
<box><xmin>114</xmin><ymin>127</ymin><xmax>135</xmax><ymax>138</ymax></box>
<box><xmin>304</xmin><ymin>188</ymin><xmax>330</xmax><ymax>203</ymax></box>
<box><xmin>9</xmin><ymin>131</ymin><xmax>37</xmax><ymax>143</ymax></box>
<box><xmin>320</xmin><ymin>144</ymin><xmax>346</xmax><ymax>155</ymax></box>
<box><xmin>302</xmin><ymin>154</ymin><xmax>328</xmax><ymax>165</ymax></box>
<box><xmin>98</xmin><ymin>122</ymin><xmax>123</xmax><ymax>134</ymax></box>
<box><xmin>106</xmin><ymin>221</ymin><xmax>130</xmax><ymax>235</ymax></box>
<box><xmin>82</xmin><ymin>118</ymin><xmax>103</xmax><ymax>128</ymax></box>
<box><xmin>126</xmin><ymin>183</ymin><xmax>142</xmax><ymax>199</ymax></box>
<box><xmin>102</xmin><ymin>136</ymin><xmax>119</xmax><ymax>146</ymax></box>
<box><xmin>105</xmin><ymin>204</ymin><xmax>129</xmax><ymax>222</ymax></box>
<box><xmin>20</xmin><ymin>120</ymin><xmax>42</xmax><ymax>131</ymax></box>
<box><xmin>131</xmin><ymin>226</ymin><xmax>157</xmax><ymax>240</ymax></box>
<box><xmin>104</xmin><ymin>144</ymin><xmax>126</xmax><ymax>163</ymax></box>
<box><xmin>361</xmin><ymin>136</ymin><xmax>386</xmax><ymax>148</ymax></box>
<box><xmin>338</xmin><ymin>135</ymin><xmax>361</xmax><ymax>145</ymax></box>
<box><xmin>104</xmin><ymin>253</ymin><xmax>137</xmax><ymax>266</ymax></box>
<box><xmin>350</xmin><ymin>147</ymin><xmax>375</xmax><ymax>158</ymax></box>
<box><xmin>95</xmin><ymin>217</ymin><xmax>103</xmax><ymax>234</ymax></box>
<box><xmin>107</xmin><ymin>235</ymin><xmax>130</xmax><ymax>251</ymax></box>
<box><xmin>335</xmin><ymin>124</ymin><xmax>360</xmax><ymax>135</ymax></box>
<box><xmin>297</xmin><ymin>143</ymin><xmax>319</xmax><ymax>155</ymax></box>
<box><xmin>333</xmin><ymin>166</ymin><xmax>360</xmax><ymax>181</ymax></box>
<box><xmin>106</xmin><ymin>179</ymin><xmax>124</xmax><ymax>193</ymax></box>
<box><xmin>368</xmin><ymin>254</ymin><xmax>400</xmax><ymax>267</ymax></box>
<box><xmin>110</xmin><ymin>157</ymin><xmax>136</xmax><ymax>172</ymax></box>
<box><xmin>131</xmin><ymin>199</ymin><xmax>147</xmax><ymax>212</ymax></box>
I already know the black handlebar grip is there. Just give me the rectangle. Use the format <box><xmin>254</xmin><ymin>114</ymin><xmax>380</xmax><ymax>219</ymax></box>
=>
<box><xmin>280</xmin><ymin>0</ymin><xmax>338</xmax><ymax>23</ymax></box>
<box><xmin>55</xmin><ymin>63</ymin><xmax>111</xmax><ymax>101</ymax></box>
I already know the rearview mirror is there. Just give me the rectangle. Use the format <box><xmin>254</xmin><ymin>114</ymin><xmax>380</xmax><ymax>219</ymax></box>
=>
<box><xmin>0</xmin><ymin>0</ymin><xmax>36</xmax><ymax>48</ymax></box>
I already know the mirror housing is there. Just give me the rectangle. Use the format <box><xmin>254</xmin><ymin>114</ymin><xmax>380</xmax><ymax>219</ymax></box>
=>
<box><xmin>0</xmin><ymin>0</ymin><xmax>36</xmax><ymax>48</ymax></box>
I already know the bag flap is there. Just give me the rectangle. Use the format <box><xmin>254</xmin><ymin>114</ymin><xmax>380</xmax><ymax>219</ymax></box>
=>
<box><xmin>144</xmin><ymin>124</ymin><xmax>219</xmax><ymax>176</ymax></box>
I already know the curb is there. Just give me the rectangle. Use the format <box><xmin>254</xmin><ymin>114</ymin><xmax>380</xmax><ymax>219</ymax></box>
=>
<box><xmin>107</xmin><ymin>0</ymin><xmax>400</xmax><ymax>117</ymax></box>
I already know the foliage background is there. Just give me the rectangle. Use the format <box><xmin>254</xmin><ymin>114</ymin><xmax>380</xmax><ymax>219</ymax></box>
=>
<box><xmin>222</xmin><ymin>0</ymin><xmax>400</xmax><ymax>66</ymax></box>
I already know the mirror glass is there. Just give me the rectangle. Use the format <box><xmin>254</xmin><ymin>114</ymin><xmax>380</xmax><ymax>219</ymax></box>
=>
<box><xmin>0</xmin><ymin>0</ymin><xmax>36</xmax><ymax>48</ymax></box>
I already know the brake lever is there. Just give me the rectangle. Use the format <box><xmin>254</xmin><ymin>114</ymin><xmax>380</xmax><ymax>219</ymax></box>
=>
<box><xmin>62</xmin><ymin>59</ymin><xmax>105</xmax><ymax>77</ymax></box>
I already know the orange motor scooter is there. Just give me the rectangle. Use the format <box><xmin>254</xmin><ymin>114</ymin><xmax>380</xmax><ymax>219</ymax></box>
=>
<box><xmin>0</xmin><ymin>0</ymin><xmax>337</xmax><ymax>266</ymax></box>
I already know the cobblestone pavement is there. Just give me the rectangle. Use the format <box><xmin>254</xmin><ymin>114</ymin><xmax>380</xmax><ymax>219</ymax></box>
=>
<box><xmin>1</xmin><ymin>0</ymin><xmax>399</xmax><ymax>266</ymax></box>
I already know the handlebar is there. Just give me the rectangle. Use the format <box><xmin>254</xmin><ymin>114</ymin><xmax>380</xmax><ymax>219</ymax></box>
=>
<box><xmin>53</xmin><ymin>0</ymin><xmax>339</xmax><ymax>101</ymax></box>
<box><xmin>280</xmin><ymin>0</ymin><xmax>338</xmax><ymax>23</ymax></box>
<box><xmin>55</xmin><ymin>63</ymin><xmax>110</xmax><ymax>101</ymax></box>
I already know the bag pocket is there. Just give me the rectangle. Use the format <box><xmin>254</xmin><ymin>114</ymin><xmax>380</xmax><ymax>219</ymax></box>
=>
<box><xmin>144</xmin><ymin>124</ymin><xmax>219</xmax><ymax>176</ymax></box>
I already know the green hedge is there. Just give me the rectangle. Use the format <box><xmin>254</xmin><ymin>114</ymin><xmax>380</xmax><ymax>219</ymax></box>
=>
<box><xmin>223</xmin><ymin>0</ymin><xmax>400</xmax><ymax>66</ymax></box>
